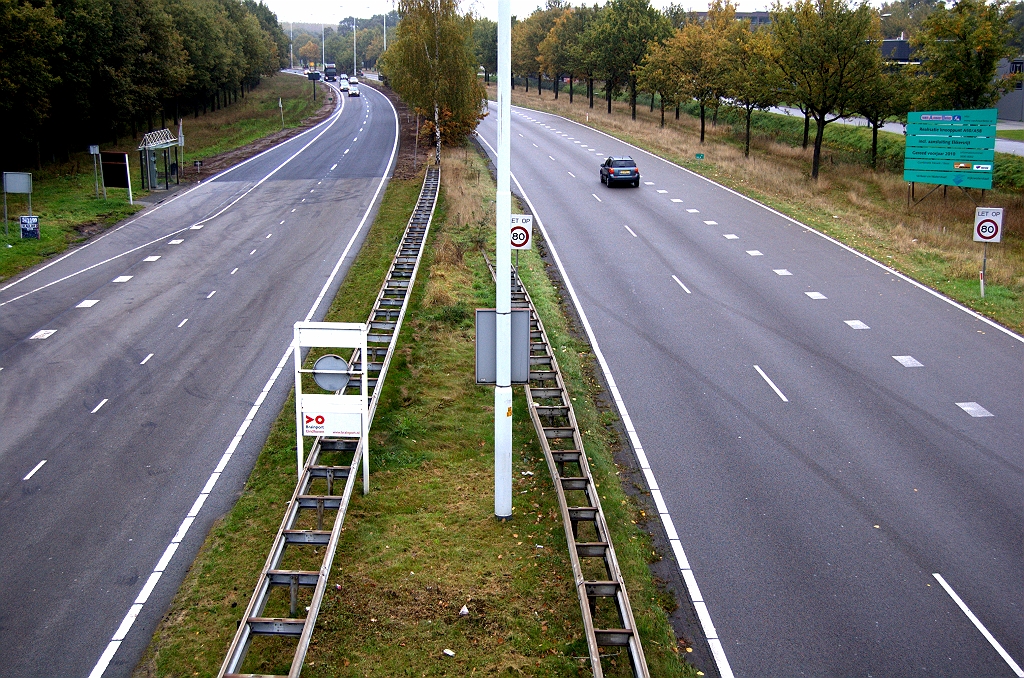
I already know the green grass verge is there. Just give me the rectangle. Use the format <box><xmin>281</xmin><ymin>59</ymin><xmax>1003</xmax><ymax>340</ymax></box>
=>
<box><xmin>996</xmin><ymin>128</ymin><xmax>1024</xmax><ymax>141</ymax></box>
<box><xmin>134</xmin><ymin>150</ymin><xmax>699</xmax><ymax>677</ymax></box>
<box><xmin>0</xmin><ymin>75</ymin><xmax>323</xmax><ymax>284</ymax></box>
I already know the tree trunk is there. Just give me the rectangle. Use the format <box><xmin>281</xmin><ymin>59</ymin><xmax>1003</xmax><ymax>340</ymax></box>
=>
<box><xmin>700</xmin><ymin>103</ymin><xmax>706</xmax><ymax>143</ymax></box>
<box><xmin>630</xmin><ymin>78</ymin><xmax>637</xmax><ymax>120</ymax></box>
<box><xmin>871</xmin><ymin>123</ymin><xmax>879</xmax><ymax>169</ymax></box>
<box><xmin>650</xmin><ymin>92</ymin><xmax>655</xmax><ymax>113</ymax></box>
<box><xmin>607</xmin><ymin>83</ymin><xmax>612</xmax><ymax>114</ymax></box>
<box><xmin>554</xmin><ymin>72</ymin><xmax>559</xmax><ymax>99</ymax></box>
<box><xmin>660</xmin><ymin>98</ymin><xmax>665</xmax><ymax>127</ymax></box>
<box><xmin>712</xmin><ymin>103</ymin><xmax>718</xmax><ymax>127</ymax></box>
<box><xmin>676</xmin><ymin>102</ymin><xmax>680</xmax><ymax>120</ymax></box>
<box><xmin>745</xmin><ymin>107</ymin><xmax>752</xmax><ymax>157</ymax></box>
<box><xmin>589</xmin><ymin>78</ymin><xmax>594</xmax><ymax>109</ymax></box>
<box><xmin>811</xmin><ymin>116</ymin><xmax>826</xmax><ymax>179</ymax></box>
<box><xmin>569</xmin><ymin>76</ymin><xmax>573</xmax><ymax>103</ymax></box>
<box><xmin>511</xmin><ymin>74</ymin><xmax>515</xmax><ymax>90</ymax></box>
<box><xmin>802</xmin><ymin>112</ymin><xmax>810</xmax><ymax>149</ymax></box>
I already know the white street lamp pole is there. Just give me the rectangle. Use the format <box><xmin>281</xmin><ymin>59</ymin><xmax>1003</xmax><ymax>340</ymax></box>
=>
<box><xmin>289</xmin><ymin>22</ymin><xmax>293</xmax><ymax>69</ymax></box>
<box><xmin>353</xmin><ymin>17</ymin><xmax>357</xmax><ymax>76</ymax></box>
<box><xmin>322</xmin><ymin>23</ymin><xmax>325</xmax><ymax>71</ymax></box>
<box><xmin>494</xmin><ymin>0</ymin><xmax>512</xmax><ymax>520</ymax></box>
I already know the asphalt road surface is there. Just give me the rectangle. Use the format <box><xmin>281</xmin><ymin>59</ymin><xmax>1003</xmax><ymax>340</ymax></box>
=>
<box><xmin>0</xmin><ymin>81</ymin><xmax>398</xmax><ymax>677</ymax></box>
<box><xmin>478</xmin><ymin>103</ymin><xmax>1023</xmax><ymax>678</ymax></box>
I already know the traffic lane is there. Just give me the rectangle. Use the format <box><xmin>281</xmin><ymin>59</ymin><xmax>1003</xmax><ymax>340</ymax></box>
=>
<box><xmin>0</xmin><ymin>156</ymin><xmax>394</xmax><ymax>677</ymax></box>
<box><xmin>479</xmin><ymin>115</ymin><xmax>1024</xmax><ymax>675</ymax></box>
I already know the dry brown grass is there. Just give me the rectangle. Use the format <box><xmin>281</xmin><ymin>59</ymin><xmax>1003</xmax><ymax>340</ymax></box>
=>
<box><xmin>490</xmin><ymin>83</ymin><xmax>1024</xmax><ymax>331</ymax></box>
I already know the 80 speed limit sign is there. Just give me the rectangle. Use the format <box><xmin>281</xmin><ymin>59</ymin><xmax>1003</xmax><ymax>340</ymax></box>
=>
<box><xmin>974</xmin><ymin>207</ymin><xmax>1003</xmax><ymax>243</ymax></box>
<box><xmin>511</xmin><ymin>214</ymin><xmax>533</xmax><ymax>250</ymax></box>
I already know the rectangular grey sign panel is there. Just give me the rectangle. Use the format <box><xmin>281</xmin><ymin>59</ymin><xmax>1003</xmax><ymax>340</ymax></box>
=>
<box><xmin>475</xmin><ymin>309</ymin><xmax>531</xmax><ymax>384</ymax></box>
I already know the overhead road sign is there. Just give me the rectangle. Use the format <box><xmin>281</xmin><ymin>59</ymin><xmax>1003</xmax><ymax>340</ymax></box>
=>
<box><xmin>904</xmin><ymin>109</ymin><xmax>997</xmax><ymax>190</ymax></box>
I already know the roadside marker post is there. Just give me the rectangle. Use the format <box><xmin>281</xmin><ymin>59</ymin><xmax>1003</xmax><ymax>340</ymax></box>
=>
<box><xmin>973</xmin><ymin>207</ymin><xmax>1003</xmax><ymax>298</ymax></box>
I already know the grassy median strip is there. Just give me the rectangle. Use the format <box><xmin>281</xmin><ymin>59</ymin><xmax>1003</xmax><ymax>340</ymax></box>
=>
<box><xmin>493</xmin><ymin>85</ymin><xmax>1024</xmax><ymax>335</ymax></box>
<box><xmin>134</xmin><ymin>148</ymin><xmax>699</xmax><ymax>677</ymax></box>
<box><xmin>0</xmin><ymin>75</ymin><xmax>323</xmax><ymax>284</ymax></box>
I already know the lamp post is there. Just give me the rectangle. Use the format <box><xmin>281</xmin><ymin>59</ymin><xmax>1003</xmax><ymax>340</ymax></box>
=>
<box><xmin>353</xmin><ymin>16</ymin><xmax>357</xmax><ymax>76</ymax></box>
<box><xmin>494</xmin><ymin>0</ymin><xmax>512</xmax><ymax>520</ymax></box>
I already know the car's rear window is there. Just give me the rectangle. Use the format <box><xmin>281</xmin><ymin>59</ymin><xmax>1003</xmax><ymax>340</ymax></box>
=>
<box><xmin>610</xmin><ymin>159</ymin><xmax>634</xmax><ymax>167</ymax></box>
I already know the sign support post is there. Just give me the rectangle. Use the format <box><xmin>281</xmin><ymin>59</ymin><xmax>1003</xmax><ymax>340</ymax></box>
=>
<box><xmin>973</xmin><ymin>207</ymin><xmax>1003</xmax><ymax>298</ymax></box>
<box><xmin>494</xmin><ymin>0</ymin><xmax>513</xmax><ymax>521</ymax></box>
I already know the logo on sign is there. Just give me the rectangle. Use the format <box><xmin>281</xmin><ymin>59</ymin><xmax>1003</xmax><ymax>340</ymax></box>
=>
<box><xmin>972</xmin><ymin>164</ymin><xmax>991</xmax><ymax>171</ymax></box>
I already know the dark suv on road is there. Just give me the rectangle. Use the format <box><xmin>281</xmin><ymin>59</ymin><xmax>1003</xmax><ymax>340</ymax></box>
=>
<box><xmin>600</xmin><ymin>156</ymin><xmax>640</xmax><ymax>187</ymax></box>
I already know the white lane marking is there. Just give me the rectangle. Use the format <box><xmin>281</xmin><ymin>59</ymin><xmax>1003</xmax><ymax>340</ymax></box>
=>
<box><xmin>330</xmin><ymin>163</ymin><xmax>337</xmax><ymax>170</ymax></box>
<box><xmin>956</xmin><ymin>402</ymin><xmax>993</xmax><ymax>417</ymax></box>
<box><xmin>30</xmin><ymin>330</ymin><xmax>56</xmax><ymax>339</ymax></box>
<box><xmin>687</xmin><ymin>208</ymin><xmax>700</xmax><ymax>213</ymax></box>
<box><xmin>592</xmin><ymin>194</ymin><xmax>602</xmax><ymax>202</ymax></box>
<box><xmin>623</xmin><ymin>225</ymin><xmax>637</xmax><ymax>237</ymax></box>
<box><xmin>140</xmin><ymin>353</ymin><xmax>153</xmax><ymax>365</ymax></box>
<box><xmin>344</xmin><ymin>149</ymin><xmax>350</xmax><ymax>154</ymax></box>
<box><xmin>549</xmin><ymin>155</ymin><xmax>555</xmax><ymax>160</ymax></box>
<box><xmin>279</xmin><ymin>220</ymin><xmax>285</xmax><ymax>225</ymax></box>
<box><xmin>532</xmin><ymin>143</ymin><xmax>538</xmax><ymax>147</ymax></box>
<box><xmin>206</xmin><ymin>291</ymin><xmax>216</xmax><ymax>299</ymax></box>
<box><xmin>143</xmin><ymin>256</ymin><xmax>160</xmax><ymax>262</ymax></box>
<box><xmin>518</xmin><ymin>133</ymin><xmax>523</xmax><ymax>137</ymax></box>
<box><xmin>574</xmin><ymin>140</ymin><xmax>581</xmax><ymax>144</ymax></box>
<box><xmin>91</xmin><ymin>399</ymin><xmax>109</xmax><ymax>414</ymax></box>
<box><xmin>672</xmin><ymin>275</ymin><xmax>692</xmax><ymax>294</ymax></box>
<box><xmin>359</xmin><ymin>127</ymin><xmax>363</xmax><ymax>131</ymax></box>
<box><xmin>353</xmin><ymin>137</ymin><xmax>358</xmax><ymax>142</ymax></box>
<box><xmin>301</xmin><ymin>198</ymin><xmax>305</xmax><ymax>201</ymax></box>
<box><xmin>77</xmin><ymin>299</ymin><xmax>99</xmax><ymax>308</ymax></box>
<box><xmin>113</xmin><ymin>276</ymin><xmax>132</xmax><ymax>283</ymax></box>
<box><xmin>23</xmin><ymin>460</ymin><xmax>47</xmax><ymax>480</ymax></box>
<box><xmin>230</xmin><ymin>268</ymin><xmax>238</xmax><ymax>276</ymax></box>
<box><xmin>567</xmin><ymin>171</ymin><xmax>575</xmax><ymax>178</ymax></box>
<box><xmin>893</xmin><ymin>355</ymin><xmax>922</xmax><ymax>367</ymax></box>
<box><xmin>644</xmin><ymin>181</ymin><xmax>654</xmax><ymax>185</ymax></box>
<box><xmin>317</xmin><ymin>181</ymin><xmax>322</xmax><ymax>185</ymax></box>
<box><xmin>190</xmin><ymin>224</ymin><xmax>203</xmax><ymax>230</ymax></box>
<box><xmin>932</xmin><ymin>573</ymin><xmax>1023</xmax><ymax>676</ymax></box>
<box><xmin>266</xmin><ymin>233</ymin><xmax>272</xmax><ymax>239</ymax></box>
<box><xmin>177</xmin><ymin>318</ymin><xmax>188</xmax><ymax>328</ymax></box>
<box><xmin>250</xmin><ymin>249</ymin><xmax>257</xmax><ymax>256</ymax></box>
<box><xmin>657</xmin><ymin>189</ymin><xmax>668</xmax><ymax>194</ymax></box>
<box><xmin>671</xmin><ymin>198</ymin><xmax>683</xmax><ymax>203</ymax></box>
<box><xmin>754</xmin><ymin>365</ymin><xmax>789</xmax><ymax>402</ymax></box>
<box><xmin>168</xmin><ymin>239</ymin><xmax>183</xmax><ymax>245</ymax></box>
<box><xmin>845</xmin><ymin>320</ymin><xmax>870</xmax><ymax>330</ymax></box>
<box><xmin>746</xmin><ymin>250</ymin><xmax>763</xmax><ymax>257</ymax></box>
<box><xmin>704</xmin><ymin>220</ymin><xmax>718</xmax><ymax>225</ymax></box>
<box><xmin>310</xmin><ymin>189</ymin><xmax>315</xmax><ymax>193</ymax></box>
<box><xmin>87</xmin><ymin>84</ymin><xmax>397</xmax><ymax>678</ymax></box>
<box><xmin>773</xmin><ymin>269</ymin><xmax>792</xmax><ymax>276</ymax></box>
<box><xmin>723</xmin><ymin>234</ymin><xmax>739</xmax><ymax>240</ymax></box>
<box><xmin>476</xmin><ymin>133</ymin><xmax>735</xmax><ymax>678</ymax></box>
<box><xmin>805</xmin><ymin>292</ymin><xmax>827</xmax><ymax>299</ymax></box>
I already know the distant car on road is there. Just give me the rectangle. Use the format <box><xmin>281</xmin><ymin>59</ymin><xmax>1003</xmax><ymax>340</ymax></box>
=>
<box><xmin>349</xmin><ymin>76</ymin><xmax>359</xmax><ymax>84</ymax></box>
<box><xmin>339</xmin><ymin>78</ymin><xmax>350</xmax><ymax>92</ymax></box>
<box><xmin>348</xmin><ymin>85</ymin><xmax>360</xmax><ymax>97</ymax></box>
<box><xmin>600</xmin><ymin>156</ymin><xmax>640</xmax><ymax>187</ymax></box>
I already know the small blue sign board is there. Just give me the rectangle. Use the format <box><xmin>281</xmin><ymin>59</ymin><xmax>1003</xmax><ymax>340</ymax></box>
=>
<box><xmin>904</xmin><ymin>110</ymin><xmax>997</xmax><ymax>189</ymax></box>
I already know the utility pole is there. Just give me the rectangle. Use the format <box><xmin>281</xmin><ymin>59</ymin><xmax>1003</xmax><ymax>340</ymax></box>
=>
<box><xmin>494</xmin><ymin>0</ymin><xmax>512</xmax><ymax>520</ymax></box>
<box><xmin>321</xmin><ymin>23</ymin><xmax>325</xmax><ymax>71</ymax></box>
<box><xmin>290</xmin><ymin>22</ymin><xmax>293</xmax><ymax>69</ymax></box>
<box><xmin>353</xmin><ymin>16</ymin><xmax>357</xmax><ymax>76</ymax></box>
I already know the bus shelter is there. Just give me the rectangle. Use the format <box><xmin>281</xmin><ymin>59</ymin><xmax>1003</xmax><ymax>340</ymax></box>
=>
<box><xmin>137</xmin><ymin>128</ymin><xmax>181</xmax><ymax>190</ymax></box>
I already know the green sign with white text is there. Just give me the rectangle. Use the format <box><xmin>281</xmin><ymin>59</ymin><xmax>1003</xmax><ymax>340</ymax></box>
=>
<box><xmin>904</xmin><ymin>109</ymin><xmax>997</xmax><ymax>189</ymax></box>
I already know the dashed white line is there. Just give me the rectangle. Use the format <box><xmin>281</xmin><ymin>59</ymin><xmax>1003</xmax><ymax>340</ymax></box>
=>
<box><xmin>644</xmin><ymin>181</ymin><xmax>654</xmax><ymax>185</ymax></box>
<box><xmin>703</xmin><ymin>220</ymin><xmax>718</xmax><ymax>225</ymax></box>
<box><xmin>291</xmin><ymin>208</ymin><xmax>296</xmax><ymax>212</ymax></box>
<box><xmin>168</xmin><ymin>239</ymin><xmax>183</xmax><ymax>245</ymax></box>
<box><xmin>956</xmin><ymin>402</ymin><xmax>993</xmax><ymax>417</ymax></box>
<box><xmin>353</xmin><ymin>137</ymin><xmax>358</xmax><ymax>141</ymax></box>
<box><xmin>754</xmin><ymin>365</ymin><xmax>788</xmax><ymax>402</ymax></box>
<box><xmin>723</xmin><ymin>234</ymin><xmax>738</xmax><ymax>240</ymax></box>
<box><xmin>140</xmin><ymin>353</ymin><xmax>153</xmax><ymax>365</ymax></box>
<box><xmin>280</xmin><ymin>220</ymin><xmax>285</xmax><ymax>225</ymax></box>
<box><xmin>623</xmin><ymin>225</ymin><xmax>637</xmax><ymax>237</ymax></box>
<box><xmin>671</xmin><ymin>198</ymin><xmax>683</xmax><ymax>203</ymax></box>
<box><xmin>206</xmin><ymin>291</ymin><xmax>216</xmax><ymax>299</ymax></box>
<box><xmin>344</xmin><ymin>149</ymin><xmax>349</xmax><ymax>154</ymax></box>
<box><xmin>310</xmin><ymin>189</ymin><xmax>315</xmax><ymax>193</ymax></box>
<box><xmin>77</xmin><ymin>299</ymin><xmax>99</xmax><ymax>308</ymax></box>
<box><xmin>845</xmin><ymin>320</ymin><xmax>870</xmax><ymax>330</ymax></box>
<box><xmin>230</xmin><ymin>268</ymin><xmax>238</xmax><ymax>275</ymax></box>
<box><xmin>532</xmin><ymin>143</ymin><xmax>538</xmax><ymax>147</ymax></box>
<box><xmin>91</xmin><ymin>398</ymin><xmax>109</xmax><ymax>414</ymax></box>
<box><xmin>330</xmin><ymin>163</ymin><xmax>337</xmax><ymax>170</ymax></box>
<box><xmin>567</xmin><ymin>171</ymin><xmax>575</xmax><ymax>178</ymax></box>
<box><xmin>805</xmin><ymin>292</ymin><xmax>827</xmax><ymax>299</ymax></box>
<box><xmin>23</xmin><ymin>460</ymin><xmax>47</xmax><ymax>480</ymax></box>
<box><xmin>592</xmin><ymin>194</ymin><xmax>602</xmax><ymax>202</ymax></box>
<box><xmin>932</xmin><ymin>573</ymin><xmax>1022</xmax><ymax>676</ymax></box>
<box><xmin>144</xmin><ymin>256</ymin><xmax>160</xmax><ymax>262</ymax></box>
<box><xmin>687</xmin><ymin>208</ymin><xmax>700</xmax><ymax>213</ymax></box>
<box><xmin>746</xmin><ymin>250</ymin><xmax>763</xmax><ymax>257</ymax></box>
<box><xmin>177</xmin><ymin>318</ymin><xmax>188</xmax><ymax>328</ymax></box>
<box><xmin>266</xmin><ymin>233</ymin><xmax>272</xmax><ymax>239</ymax></box>
<box><xmin>250</xmin><ymin>249</ymin><xmax>257</xmax><ymax>256</ymax></box>
<box><xmin>657</xmin><ymin>189</ymin><xmax>668</xmax><ymax>194</ymax></box>
<box><xmin>893</xmin><ymin>355</ymin><xmax>922</xmax><ymax>367</ymax></box>
<box><xmin>773</xmin><ymin>269</ymin><xmax>792</xmax><ymax>276</ymax></box>
<box><xmin>549</xmin><ymin>155</ymin><xmax>555</xmax><ymax>160</ymax></box>
<box><xmin>672</xmin><ymin>275</ymin><xmax>692</xmax><ymax>294</ymax></box>
<box><xmin>30</xmin><ymin>330</ymin><xmax>56</xmax><ymax>339</ymax></box>
<box><xmin>190</xmin><ymin>224</ymin><xmax>203</xmax><ymax>230</ymax></box>
<box><xmin>113</xmin><ymin>276</ymin><xmax>132</xmax><ymax>283</ymax></box>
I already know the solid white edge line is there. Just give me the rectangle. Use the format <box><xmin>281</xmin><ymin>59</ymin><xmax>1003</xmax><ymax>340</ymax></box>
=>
<box><xmin>932</xmin><ymin>573</ymin><xmax>1024</xmax><ymax>676</ymax></box>
<box><xmin>623</xmin><ymin>225</ymin><xmax>637</xmax><ymax>238</ymax></box>
<box><xmin>3</xmin><ymin>74</ymin><xmax>347</xmax><ymax>300</ymax></box>
<box><xmin>672</xmin><ymin>275</ymin><xmax>692</xmax><ymax>294</ymax></box>
<box><xmin>87</xmin><ymin>83</ymin><xmax>399</xmax><ymax>678</ymax></box>
<box><xmin>754</xmin><ymin>365</ymin><xmax>789</xmax><ymax>402</ymax></box>
<box><xmin>476</xmin><ymin>128</ymin><xmax>735</xmax><ymax>678</ymax></box>
<box><xmin>495</xmin><ymin>101</ymin><xmax>1024</xmax><ymax>345</ymax></box>
<box><xmin>23</xmin><ymin>459</ymin><xmax>47</xmax><ymax>480</ymax></box>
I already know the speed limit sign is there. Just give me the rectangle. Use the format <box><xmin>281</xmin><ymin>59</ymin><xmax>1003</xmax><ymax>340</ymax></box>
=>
<box><xmin>974</xmin><ymin>207</ymin><xmax>1003</xmax><ymax>243</ymax></box>
<box><xmin>511</xmin><ymin>214</ymin><xmax>533</xmax><ymax>250</ymax></box>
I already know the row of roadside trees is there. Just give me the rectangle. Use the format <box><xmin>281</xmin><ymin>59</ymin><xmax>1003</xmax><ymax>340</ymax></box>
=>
<box><xmin>484</xmin><ymin>0</ymin><xmax>1021</xmax><ymax>179</ymax></box>
<box><xmin>1</xmin><ymin>0</ymin><xmax>288</xmax><ymax>168</ymax></box>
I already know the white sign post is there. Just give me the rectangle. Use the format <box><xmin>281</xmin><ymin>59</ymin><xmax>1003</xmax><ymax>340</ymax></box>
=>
<box><xmin>974</xmin><ymin>207</ymin><xmax>1003</xmax><ymax>298</ymax></box>
<box><xmin>293</xmin><ymin>321</ymin><xmax>370</xmax><ymax>493</ymax></box>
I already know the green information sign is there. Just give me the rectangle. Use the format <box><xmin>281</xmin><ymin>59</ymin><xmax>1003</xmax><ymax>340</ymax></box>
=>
<box><xmin>904</xmin><ymin>109</ymin><xmax>997</xmax><ymax>189</ymax></box>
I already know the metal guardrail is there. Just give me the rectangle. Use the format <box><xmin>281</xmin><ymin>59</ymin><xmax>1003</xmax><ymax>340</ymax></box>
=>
<box><xmin>218</xmin><ymin>166</ymin><xmax>440</xmax><ymax>678</ymax></box>
<box><xmin>486</xmin><ymin>257</ymin><xmax>651</xmax><ymax>678</ymax></box>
